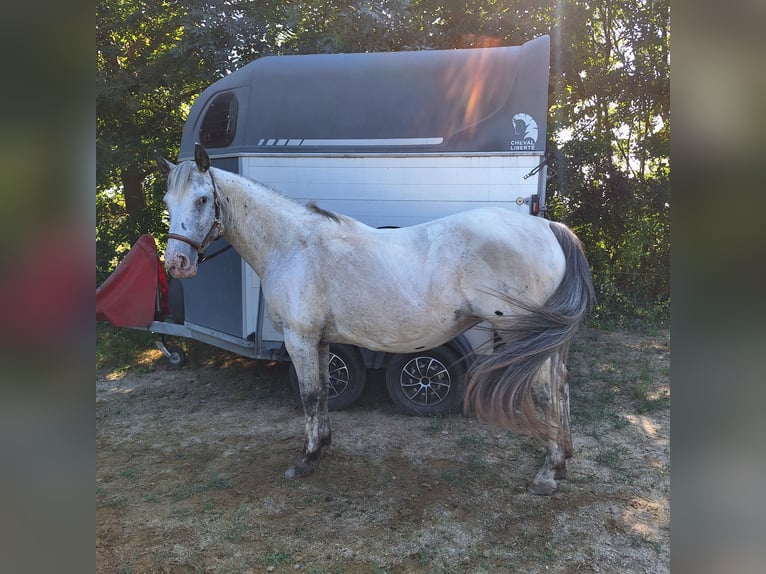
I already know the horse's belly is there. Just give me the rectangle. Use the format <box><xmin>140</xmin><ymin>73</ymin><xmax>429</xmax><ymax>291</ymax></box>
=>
<box><xmin>331</xmin><ymin>329</ymin><xmax>466</xmax><ymax>354</ymax></box>
<box><xmin>325</xmin><ymin>306</ymin><xmax>474</xmax><ymax>354</ymax></box>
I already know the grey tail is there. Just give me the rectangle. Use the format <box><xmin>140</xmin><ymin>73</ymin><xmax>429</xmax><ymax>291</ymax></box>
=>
<box><xmin>463</xmin><ymin>221</ymin><xmax>596</xmax><ymax>437</ymax></box>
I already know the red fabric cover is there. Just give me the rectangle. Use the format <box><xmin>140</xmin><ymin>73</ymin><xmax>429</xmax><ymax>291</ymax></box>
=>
<box><xmin>96</xmin><ymin>234</ymin><xmax>166</xmax><ymax>328</ymax></box>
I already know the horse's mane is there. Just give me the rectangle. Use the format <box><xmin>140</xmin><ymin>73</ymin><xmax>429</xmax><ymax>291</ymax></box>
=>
<box><xmin>167</xmin><ymin>161</ymin><xmax>198</xmax><ymax>192</ymax></box>
<box><xmin>306</xmin><ymin>201</ymin><xmax>346</xmax><ymax>224</ymax></box>
<box><xmin>171</xmin><ymin>161</ymin><xmax>346</xmax><ymax>224</ymax></box>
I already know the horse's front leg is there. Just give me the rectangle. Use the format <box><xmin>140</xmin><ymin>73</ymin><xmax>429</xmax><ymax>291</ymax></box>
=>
<box><xmin>528</xmin><ymin>358</ymin><xmax>570</xmax><ymax>495</ymax></box>
<box><xmin>284</xmin><ymin>335</ymin><xmax>332</xmax><ymax>479</ymax></box>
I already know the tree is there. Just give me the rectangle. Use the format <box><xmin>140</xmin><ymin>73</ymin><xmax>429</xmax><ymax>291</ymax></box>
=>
<box><xmin>546</xmin><ymin>0</ymin><xmax>670</xmax><ymax>324</ymax></box>
<box><xmin>96</xmin><ymin>0</ymin><xmax>282</xmax><ymax>280</ymax></box>
<box><xmin>97</xmin><ymin>0</ymin><xmax>670</xmax><ymax>325</ymax></box>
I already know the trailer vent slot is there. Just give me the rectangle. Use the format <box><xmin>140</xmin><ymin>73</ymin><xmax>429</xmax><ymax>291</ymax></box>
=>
<box><xmin>200</xmin><ymin>92</ymin><xmax>238</xmax><ymax>148</ymax></box>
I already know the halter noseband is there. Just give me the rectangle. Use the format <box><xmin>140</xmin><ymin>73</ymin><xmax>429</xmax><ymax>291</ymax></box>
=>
<box><xmin>167</xmin><ymin>169</ymin><xmax>224</xmax><ymax>256</ymax></box>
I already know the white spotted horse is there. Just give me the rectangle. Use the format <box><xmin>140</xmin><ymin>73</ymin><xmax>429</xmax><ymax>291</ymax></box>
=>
<box><xmin>157</xmin><ymin>144</ymin><xmax>594</xmax><ymax>495</ymax></box>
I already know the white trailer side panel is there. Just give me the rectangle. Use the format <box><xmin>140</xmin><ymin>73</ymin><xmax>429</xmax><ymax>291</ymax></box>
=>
<box><xmin>241</xmin><ymin>154</ymin><xmax>541</xmax><ymax>228</ymax></box>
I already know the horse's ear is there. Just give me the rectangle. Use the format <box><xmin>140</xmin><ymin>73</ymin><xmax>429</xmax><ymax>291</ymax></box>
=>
<box><xmin>154</xmin><ymin>151</ymin><xmax>174</xmax><ymax>175</ymax></box>
<box><xmin>194</xmin><ymin>143</ymin><xmax>210</xmax><ymax>172</ymax></box>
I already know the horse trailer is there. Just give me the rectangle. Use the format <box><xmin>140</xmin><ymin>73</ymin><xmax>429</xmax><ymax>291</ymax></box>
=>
<box><xmin>98</xmin><ymin>35</ymin><xmax>553</xmax><ymax>416</ymax></box>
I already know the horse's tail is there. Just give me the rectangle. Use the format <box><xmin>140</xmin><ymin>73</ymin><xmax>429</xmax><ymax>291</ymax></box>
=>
<box><xmin>464</xmin><ymin>221</ymin><xmax>596</xmax><ymax>438</ymax></box>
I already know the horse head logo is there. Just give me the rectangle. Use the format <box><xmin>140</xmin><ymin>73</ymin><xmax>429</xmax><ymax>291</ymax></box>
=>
<box><xmin>511</xmin><ymin>113</ymin><xmax>538</xmax><ymax>143</ymax></box>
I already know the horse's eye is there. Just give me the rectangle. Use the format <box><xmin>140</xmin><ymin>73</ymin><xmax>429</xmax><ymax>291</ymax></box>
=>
<box><xmin>197</xmin><ymin>197</ymin><xmax>208</xmax><ymax>207</ymax></box>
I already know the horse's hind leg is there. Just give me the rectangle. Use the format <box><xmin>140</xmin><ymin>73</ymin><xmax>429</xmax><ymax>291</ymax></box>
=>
<box><xmin>284</xmin><ymin>336</ymin><xmax>332</xmax><ymax>479</ymax></box>
<box><xmin>562</xmin><ymin>374</ymin><xmax>574</xmax><ymax>459</ymax></box>
<box><xmin>314</xmin><ymin>342</ymin><xmax>333</xmax><ymax>449</ymax></box>
<box><xmin>528</xmin><ymin>357</ymin><xmax>570</xmax><ymax>495</ymax></box>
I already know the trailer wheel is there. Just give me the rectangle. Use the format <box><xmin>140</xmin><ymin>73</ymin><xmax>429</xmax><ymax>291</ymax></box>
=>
<box><xmin>385</xmin><ymin>345</ymin><xmax>466</xmax><ymax>416</ymax></box>
<box><xmin>165</xmin><ymin>346</ymin><xmax>186</xmax><ymax>367</ymax></box>
<box><xmin>288</xmin><ymin>344</ymin><xmax>367</xmax><ymax>411</ymax></box>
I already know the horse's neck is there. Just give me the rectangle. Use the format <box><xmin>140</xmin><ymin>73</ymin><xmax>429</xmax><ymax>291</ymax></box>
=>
<box><xmin>214</xmin><ymin>169</ymin><xmax>307</xmax><ymax>275</ymax></box>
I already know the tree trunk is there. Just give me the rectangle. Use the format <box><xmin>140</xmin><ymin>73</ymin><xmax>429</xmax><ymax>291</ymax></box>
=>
<box><xmin>121</xmin><ymin>166</ymin><xmax>146</xmax><ymax>215</ymax></box>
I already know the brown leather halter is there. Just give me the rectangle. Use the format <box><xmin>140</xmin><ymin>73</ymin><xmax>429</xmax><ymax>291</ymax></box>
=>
<box><xmin>166</xmin><ymin>170</ymin><xmax>224</xmax><ymax>256</ymax></box>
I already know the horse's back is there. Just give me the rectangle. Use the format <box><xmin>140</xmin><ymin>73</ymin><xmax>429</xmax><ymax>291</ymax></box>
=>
<box><xmin>350</xmin><ymin>206</ymin><xmax>567</xmax><ymax>317</ymax></box>
<box><xmin>422</xmin><ymin>207</ymin><xmax>566</xmax><ymax>290</ymax></box>
<box><xmin>344</xmin><ymin>206</ymin><xmax>566</xmax><ymax>297</ymax></box>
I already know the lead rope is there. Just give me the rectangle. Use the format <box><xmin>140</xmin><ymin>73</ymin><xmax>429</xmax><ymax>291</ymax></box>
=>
<box><xmin>199</xmin><ymin>244</ymin><xmax>233</xmax><ymax>264</ymax></box>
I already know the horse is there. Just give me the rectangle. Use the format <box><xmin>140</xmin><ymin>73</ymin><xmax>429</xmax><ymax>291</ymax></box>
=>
<box><xmin>157</xmin><ymin>143</ymin><xmax>594</xmax><ymax>495</ymax></box>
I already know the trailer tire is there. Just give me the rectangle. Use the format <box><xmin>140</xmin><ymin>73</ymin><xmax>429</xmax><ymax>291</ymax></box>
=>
<box><xmin>165</xmin><ymin>346</ymin><xmax>186</xmax><ymax>367</ymax></box>
<box><xmin>288</xmin><ymin>344</ymin><xmax>367</xmax><ymax>411</ymax></box>
<box><xmin>385</xmin><ymin>345</ymin><xmax>466</xmax><ymax>416</ymax></box>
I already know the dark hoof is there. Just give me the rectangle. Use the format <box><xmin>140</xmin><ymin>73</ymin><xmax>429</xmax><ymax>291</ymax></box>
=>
<box><xmin>284</xmin><ymin>461</ymin><xmax>314</xmax><ymax>479</ymax></box>
<box><xmin>528</xmin><ymin>478</ymin><xmax>557</xmax><ymax>496</ymax></box>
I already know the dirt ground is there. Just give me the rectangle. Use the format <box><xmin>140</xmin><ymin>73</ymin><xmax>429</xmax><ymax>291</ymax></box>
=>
<box><xmin>96</xmin><ymin>328</ymin><xmax>670</xmax><ymax>574</ymax></box>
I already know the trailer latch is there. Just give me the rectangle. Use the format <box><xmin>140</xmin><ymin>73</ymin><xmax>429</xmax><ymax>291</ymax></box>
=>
<box><xmin>523</xmin><ymin>155</ymin><xmax>550</xmax><ymax>180</ymax></box>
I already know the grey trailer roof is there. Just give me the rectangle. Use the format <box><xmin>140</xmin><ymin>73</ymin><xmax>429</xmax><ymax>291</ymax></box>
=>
<box><xmin>179</xmin><ymin>35</ymin><xmax>549</xmax><ymax>157</ymax></box>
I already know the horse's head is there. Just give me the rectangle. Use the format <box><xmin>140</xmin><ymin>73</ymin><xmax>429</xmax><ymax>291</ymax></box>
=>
<box><xmin>156</xmin><ymin>143</ymin><xmax>223</xmax><ymax>279</ymax></box>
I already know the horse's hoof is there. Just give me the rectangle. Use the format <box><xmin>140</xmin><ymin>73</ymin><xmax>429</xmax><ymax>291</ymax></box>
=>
<box><xmin>284</xmin><ymin>462</ymin><xmax>313</xmax><ymax>479</ymax></box>
<box><xmin>527</xmin><ymin>478</ymin><xmax>557</xmax><ymax>496</ymax></box>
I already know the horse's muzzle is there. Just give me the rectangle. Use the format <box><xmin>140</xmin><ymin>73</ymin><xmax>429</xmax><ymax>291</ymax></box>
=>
<box><xmin>165</xmin><ymin>251</ymin><xmax>198</xmax><ymax>279</ymax></box>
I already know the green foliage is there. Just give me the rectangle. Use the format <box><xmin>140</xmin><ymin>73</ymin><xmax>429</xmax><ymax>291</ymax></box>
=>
<box><xmin>545</xmin><ymin>0</ymin><xmax>670</xmax><ymax>328</ymax></box>
<box><xmin>96</xmin><ymin>0</ymin><xmax>286</xmax><ymax>280</ymax></box>
<box><xmin>548</xmin><ymin>135</ymin><xmax>669</xmax><ymax>329</ymax></box>
<box><xmin>96</xmin><ymin>323</ymin><xmax>156</xmax><ymax>370</ymax></box>
<box><xmin>97</xmin><ymin>0</ymin><xmax>670</xmax><ymax>328</ymax></box>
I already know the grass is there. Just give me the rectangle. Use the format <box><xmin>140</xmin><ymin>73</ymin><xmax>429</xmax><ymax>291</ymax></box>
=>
<box><xmin>96</xmin><ymin>324</ymin><xmax>158</xmax><ymax>370</ymax></box>
<box><xmin>532</xmin><ymin>540</ymin><xmax>558</xmax><ymax>563</ymax></box>
<box><xmin>118</xmin><ymin>467</ymin><xmax>139</xmax><ymax>481</ymax></box>
<box><xmin>97</xmin><ymin>326</ymin><xmax>669</xmax><ymax>574</ymax></box>
<box><xmin>262</xmin><ymin>548</ymin><xmax>291</xmax><ymax>566</ymax></box>
<box><xmin>169</xmin><ymin>475</ymin><xmax>232</xmax><ymax>502</ymax></box>
<box><xmin>226</xmin><ymin>521</ymin><xmax>248</xmax><ymax>543</ymax></box>
<box><xmin>425</xmin><ymin>414</ymin><xmax>449</xmax><ymax>434</ymax></box>
<box><xmin>570</xmin><ymin>329</ymin><xmax>669</xmax><ymax>426</ymax></box>
<box><xmin>631</xmin><ymin>534</ymin><xmax>664</xmax><ymax>554</ymax></box>
<box><xmin>426</xmin><ymin>419</ymin><xmax>498</xmax><ymax>487</ymax></box>
<box><xmin>97</xmin><ymin>322</ymin><xmax>250</xmax><ymax>371</ymax></box>
<box><xmin>594</xmin><ymin>445</ymin><xmax>628</xmax><ymax>469</ymax></box>
<box><xmin>565</xmin><ymin>328</ymin><xmax>670</xmax><ymax>487</ymax></box>
<box><xmin>101</xmin><ymin>493</ymin><xmax>128</xmax><ymax>508</ymax></box>
<box><xmin>630</xmin><ymin>368</ymin><xmax>671</xmax><ymax>413</ymax></box>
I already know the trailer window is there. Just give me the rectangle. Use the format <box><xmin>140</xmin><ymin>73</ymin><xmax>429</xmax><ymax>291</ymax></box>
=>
<box><xmin>199</xmin><ymin>92</ymin><xmax>238</xmax><ymax>148</ymax></box>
